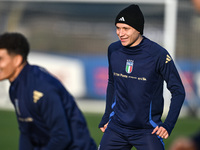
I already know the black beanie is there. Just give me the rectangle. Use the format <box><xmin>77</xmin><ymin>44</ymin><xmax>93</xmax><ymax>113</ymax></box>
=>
<box><xmin>115</xmin><ymin>4</ymin><xmax>144</xmax><ymax>35</ymax></box>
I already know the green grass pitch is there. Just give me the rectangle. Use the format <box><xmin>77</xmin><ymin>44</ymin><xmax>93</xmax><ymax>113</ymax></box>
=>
<box><xmin>0</xmin><ymin>110</ymin><xmax>199</xmax><ymax>150</ymax></box>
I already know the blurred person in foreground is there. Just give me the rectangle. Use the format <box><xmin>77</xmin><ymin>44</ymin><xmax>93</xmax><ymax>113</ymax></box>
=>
<box><xmin>98</xmin><ymin>4</ymin><xmax>185</xmax><ymax>150</ymax></box>
<box><xmin>192</xmin><ymin>0</ymin><xmax>200</xmax><ymax>13</ymax></box>
<box><xmin>169</xmin><ymin>131</ymin><xmax>200</xmax><ymax>150</ymax></box>
<box><xmin>169</xmin><ymin>1</ymin><xmax>200</xmax><ymax>150</ymax></box>
<box><xmin>0</xmin><ymin>32</ymin><xmax>97</xmax><ymax>150</ymax></box>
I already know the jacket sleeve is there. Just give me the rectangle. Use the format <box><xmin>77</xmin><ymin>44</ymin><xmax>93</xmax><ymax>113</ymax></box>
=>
<box><xmin>99</xmin><ymin>45</ymin><xmax>115</xmax><ymax>128</ymax></box>
<box><xmin>38</xmin><ymin>89</ymin><xmax>72</xmax><ymax>150</ymax></box>
<box><xmin>19</xmin><ymin>133</ymin><xmax>33</xmax><ymax>150</ymax></box>
<box><xmin>192</xmin><ymin>131</ymin><xmax>200</xmax><ymax>149</ymax></box>
<box><xmin>157</xmin><ymin>51</ymin><xmax>185</xmax><ymax>135</ymax></box>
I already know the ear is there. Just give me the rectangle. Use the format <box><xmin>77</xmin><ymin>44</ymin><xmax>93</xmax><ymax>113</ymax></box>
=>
<box><xmin>13</xmin><ymin>55</ymin><xmax>23</xmax><ymax>67</ymax></box>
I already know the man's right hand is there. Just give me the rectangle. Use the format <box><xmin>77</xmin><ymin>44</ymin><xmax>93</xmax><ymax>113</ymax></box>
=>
<box><xmin>100</xmin><ymin>122</ymin><xmax>108</xmax><ymax>133</ymax></box>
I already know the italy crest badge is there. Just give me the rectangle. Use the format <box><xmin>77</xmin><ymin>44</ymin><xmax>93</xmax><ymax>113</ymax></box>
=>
<box><xmin>125</xmin><ymin>60</ymin><xmax>134</xmax><ymax>74</ymax></box>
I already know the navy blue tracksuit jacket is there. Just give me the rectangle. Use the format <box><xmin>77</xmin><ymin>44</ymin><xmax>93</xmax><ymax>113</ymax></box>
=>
<box><xmin>9</xmin><ymin>63</ymin><xmax>96</xmax><ymax>150</ymax></box>
<box><xmin>99</xmin><ymin>36</ymin><xmax>185</xmax><ymax>135</ymax></box>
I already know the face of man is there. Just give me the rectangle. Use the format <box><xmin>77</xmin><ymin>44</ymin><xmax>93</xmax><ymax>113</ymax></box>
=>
<box><xmin>0</xmin><ymin>49</ymin><xmax>21</xmax><ymax>82</ymax></box>
<box><xmin>116</xmin><ymin>23</ymin><xmax>142</xmax><ymax>47</ymax></box>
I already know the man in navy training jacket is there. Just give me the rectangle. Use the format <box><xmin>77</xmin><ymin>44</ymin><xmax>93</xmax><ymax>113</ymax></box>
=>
<box><xmin>0</xmin><ymin>32</ymin><xmax>97</xmax><ymax>150</ymax></box>
<box><xmin>98</xmin><ymin>4</ymin><xmax>185</xmax><ymax>150</ymax></box>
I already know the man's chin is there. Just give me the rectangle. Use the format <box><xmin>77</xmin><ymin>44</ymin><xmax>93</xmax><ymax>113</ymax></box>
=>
<box><xmin>121</xmin><ymin>41</ymin><xmax>128</xmax><ymax>47</ymax></box>
<box><xmin>0</xmin><ymin>78</ymin><xmax>6</xmax><ymax>81</ymax></box>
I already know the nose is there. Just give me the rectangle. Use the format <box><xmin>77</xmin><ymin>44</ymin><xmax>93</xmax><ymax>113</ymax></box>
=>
<box><xmin>117</xmin><ymin>29</ymin><xmax>125</xmax><ymax>37</ymax></box>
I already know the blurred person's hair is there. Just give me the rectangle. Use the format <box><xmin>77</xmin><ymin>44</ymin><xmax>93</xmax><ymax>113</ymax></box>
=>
<box><xmin>0</xmin><ymin>32</ymin><xmax>30</xmax><ymax>63</ymax></box>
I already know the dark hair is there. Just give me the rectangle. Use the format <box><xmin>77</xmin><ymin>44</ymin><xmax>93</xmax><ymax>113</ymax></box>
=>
<box><xmin>0</xmin><ymin>32</ymin><xmax>30</xmax><ymax>63</ymax></box>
